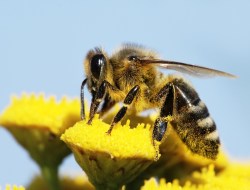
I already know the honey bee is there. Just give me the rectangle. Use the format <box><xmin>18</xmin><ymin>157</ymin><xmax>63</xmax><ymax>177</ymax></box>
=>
<box><xmin>81</xmin><ymin>44</ymin><xmax>235</xmax><ymax>159</ymax></box>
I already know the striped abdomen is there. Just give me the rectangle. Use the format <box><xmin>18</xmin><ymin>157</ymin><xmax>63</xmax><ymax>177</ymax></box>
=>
<box><xmin>171</xmin><ymin>78</ymin><xmax>220</xmax><ymax>159</ymax></box>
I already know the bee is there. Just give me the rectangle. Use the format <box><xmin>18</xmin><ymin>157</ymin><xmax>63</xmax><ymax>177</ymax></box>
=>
<box><xmin>81</xmin><ymin>44</ymin><xmax>235</xmax><ymax>159</ymax></box>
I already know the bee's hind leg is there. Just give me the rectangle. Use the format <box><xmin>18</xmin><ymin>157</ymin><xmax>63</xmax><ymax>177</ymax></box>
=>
<box><xmin>106</xmin><ymin>85</ymin><xmax>140</xmax><ymax>134</ymax></box>
<box><xmin>153</xmin><ymin>83</ymin><xmax>174</xmax><ymax>142</ymax></box>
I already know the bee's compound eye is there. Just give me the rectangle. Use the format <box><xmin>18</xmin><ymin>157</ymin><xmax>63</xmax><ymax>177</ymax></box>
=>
<box><xmin>128</xmin><ymin>55</ymin><xmax>139</xmax><ymax>62</ymax></box>
<box><xmin>90</xmin><ymin>54</ymin><xmax>106</xmax><ymax>79</ymax></box>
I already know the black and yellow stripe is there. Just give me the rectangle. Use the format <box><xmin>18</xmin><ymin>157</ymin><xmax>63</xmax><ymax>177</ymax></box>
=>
<box><xmin>171</xmin><ymin>78</ymin><xmax>220</xmax><ymax>159</ymax></box>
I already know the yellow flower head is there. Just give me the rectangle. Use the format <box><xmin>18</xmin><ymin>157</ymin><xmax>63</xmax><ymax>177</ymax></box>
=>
<box><xmin>0</xmin><ymin>94</ymin><xmax>81</xmax><ymax>190</ymax></box>
<box><xmin>27</xmin><ymin>175</ymin><xmax>94</xmax><ymax>190</ymax></box>
<box><xmin>123</xmin><ymin>118</ymin><xmax>228</xmax><ymax>189</ymax></box>
<box><xmin>3</xmin><ymin>185</ymin><xmax>25</xmax><ymax>190</ymax></box>
<box><xmin>0</xmin><ymin>93</ymin><xmax>81</xmax><ymax>166</ymax></box>
<box><xmin>141</xmin><ymin>163</ymin><xmax>250</xmax><ymax>190</ymax></box>
<box><xmin>61</xmin><ymin>115</ymin><xmax>160</xmax><ymax>190</ymax></box>
<box><xmin>2</xmin><ymin>94</ymin><xmax>250</xmax><ymax>190</ymax></box>
<box><xmin>0</xmin><ymin>93</ymin><xmax>80</xmax><ymax>135</ymax></box>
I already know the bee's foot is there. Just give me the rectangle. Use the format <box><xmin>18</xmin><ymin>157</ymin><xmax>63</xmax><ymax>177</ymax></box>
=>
<box><xmin>152</xmin><ymin>139</ymin><xmax>161</xmax><ymax>161</ymax></box>
<box><xmin>105</xmin><ymin>131</ymin><xmax>111</xmax><ymax>135</ymax></box>
<box><xmin>154</xmin><ymin>151</ymin><xmax>159</xmax><ymax>161</ymax></box>
<box><xmin>106</xmin><ymin>128</ymin><xmax>112</xmax><ymax>135</ymax></box>
<box><xmin>106</xmin><ymin>125</ymin><xmax>114</xmax><ymax>135</ymax></box>
<box><xmin>87</xmin><ymin>118</ymin><xmax>93</xmax><ymax>125</ymax></box>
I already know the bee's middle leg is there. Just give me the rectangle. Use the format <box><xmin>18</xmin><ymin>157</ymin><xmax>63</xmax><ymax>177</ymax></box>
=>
<box><xmin>152</xmin><ymin>83</ymin><xmax>174</xmax><ymax>142</ymax></box>
<box><xmin>98</xmin><ymin>95</ymin><xmax>116</xmax><ymax>117</ymax></box>
<box><xmin>106</xmin><ymin>85</ymin><xmax>140</xmax><ymax>134</ymax></box>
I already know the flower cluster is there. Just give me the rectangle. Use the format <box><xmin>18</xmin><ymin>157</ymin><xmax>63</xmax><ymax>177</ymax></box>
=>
<box><xmin>0</xmin><ymin>94</ymin><xmax>249</xmax><ymax>190</ymax></box>
<box><xmin>2</xmin><ymin>185</ymin><xmax>25</xmax><ymax>190</ymax></box>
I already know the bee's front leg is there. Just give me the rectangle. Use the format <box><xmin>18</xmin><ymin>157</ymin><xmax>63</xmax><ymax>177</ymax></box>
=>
<box><xmin>80</xmin><ymin>78</ymin><xmax>88</xmax><ymax>120</ymax></box>
<box><xmin>153</xmin><ymin>83</ymin><xmax>174</xmax><ymax>142</ymax></box>
<box><xmin>88</xmin><ymin>80</ymin><xmax>117</xmax><ymax>124</ymax></box>
<box><xmin>106</xmin><ymin>85</ymin><xmax>140</xmax><ymax>134</ymax></box>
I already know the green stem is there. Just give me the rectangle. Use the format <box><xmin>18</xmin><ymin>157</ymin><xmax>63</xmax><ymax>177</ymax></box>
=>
<box><xmin>41</xmin><ymin>165</ymin><xmax>61</xmax><ymax>190</ymax></box>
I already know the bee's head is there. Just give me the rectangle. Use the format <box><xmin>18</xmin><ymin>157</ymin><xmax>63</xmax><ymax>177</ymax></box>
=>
<box><xmin>84</xmin><ymin>48</ymin><xmax>110</xmax><ymax>93</ymax></box>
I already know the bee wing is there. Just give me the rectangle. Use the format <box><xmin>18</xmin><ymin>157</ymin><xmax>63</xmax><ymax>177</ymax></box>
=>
<box><xmin>142</xmin><ymin>60</ymin><xmax>236</xmax><ymax>78</ymax></box>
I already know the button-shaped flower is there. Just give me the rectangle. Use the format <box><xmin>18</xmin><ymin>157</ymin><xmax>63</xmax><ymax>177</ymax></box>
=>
<box><xmin>0</xmin><ymin>94</ymin><xmax>81</xmax><ymax>190</ymax></box>
<box><xmin>61</xmin><ymin>115</ymin><xmax>160</xmax><ymax>190</ymax></box>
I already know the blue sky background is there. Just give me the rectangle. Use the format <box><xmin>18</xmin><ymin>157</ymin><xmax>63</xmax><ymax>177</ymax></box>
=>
<box><xmin>0</xmin><ymin>0</ymin><xmax>250</xmax><ymax>186</ymax></box>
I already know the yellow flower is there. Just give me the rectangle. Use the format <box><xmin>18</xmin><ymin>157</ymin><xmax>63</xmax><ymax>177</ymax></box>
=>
<box><xmin>3</xmin><ymin>185</ymin><xmax>25</xmax><ymax>190</ymax></box>
<box><xmin>0</xmin><ymin>93</ymin><xmax>80</xmax><ymax>134</ymax></box>
<box><xmin>2</xmin><ymin>95</ymin><xmax>250</xmax><ymax>190</ymax></box>
<box><xmin>122</xmin><ymin>114</ymin><xmax>227</xmax><ymax>189</ymax></box>
<box><xmin>27</xmin><ymin>175</ymin><xmax>94</xmax><ymax>190</ymax></box>
<box><xmin>0</xmin><ymin>94</ymin><xmax>81</xmax><ymax>190</ymax></box>
<box><xmin>61</xmin><ymin>115</ymin><xmax>160</xmax><ymax>190</ymax></box>
<box><xmin>139</xmin><ymin>125</ymin><xmax>228</xmax><ymax>179</ymax></box>
<box><xmin>141</xmin><ymin>163</ymin><xmax>250</xmax><ymax>190</ymax></box>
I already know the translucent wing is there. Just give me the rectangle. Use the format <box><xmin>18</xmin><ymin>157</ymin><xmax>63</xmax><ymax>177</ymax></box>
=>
<box><xmin>141</xmin><ymin>59</ymin><xmax>236</xmax><ymax>78</ymax></box>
